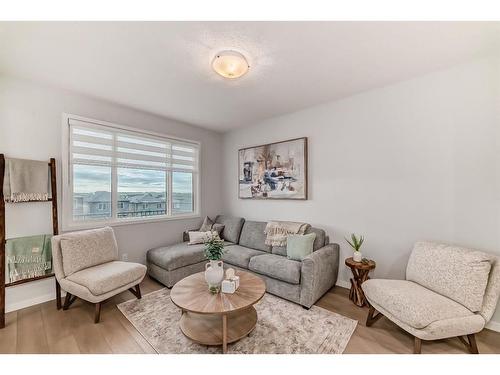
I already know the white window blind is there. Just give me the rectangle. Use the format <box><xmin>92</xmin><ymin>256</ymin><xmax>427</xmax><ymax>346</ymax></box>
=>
<box><xmin>69</xmin><ymin>118</ymin><xmax>199</xmax><ymax>172</ymax></box>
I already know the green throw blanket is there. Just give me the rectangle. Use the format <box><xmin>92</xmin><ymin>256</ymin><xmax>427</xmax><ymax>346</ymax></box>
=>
<box><xmin>5</xmin><ymin>234</ymin><xmax>53</xmax><ymax>283</ymax></box>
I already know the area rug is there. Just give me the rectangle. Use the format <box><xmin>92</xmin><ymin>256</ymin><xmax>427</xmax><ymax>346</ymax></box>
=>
<box><xmin>117</xmin><ymin>288</ymin><xmax>357</xmax><ymax>354</ymax></box>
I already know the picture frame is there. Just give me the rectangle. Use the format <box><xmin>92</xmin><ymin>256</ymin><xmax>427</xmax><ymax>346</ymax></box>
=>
<box><xmin>238</xmin><ymin>137</ymin><xmax>308</xmax><ymax>200</ymax></box>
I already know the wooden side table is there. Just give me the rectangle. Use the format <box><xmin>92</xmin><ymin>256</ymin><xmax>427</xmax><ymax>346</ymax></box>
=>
<box><xmin>345</xmin><ymin>257</ymin><xmax>376</xmax><ymax>307</ymax></box>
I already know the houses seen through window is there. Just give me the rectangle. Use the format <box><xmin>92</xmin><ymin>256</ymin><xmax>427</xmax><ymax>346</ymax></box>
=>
<box><xmin>73</xmin><ymin>164</ymin><xmax>111</xmax><ymax>220</ymax></box>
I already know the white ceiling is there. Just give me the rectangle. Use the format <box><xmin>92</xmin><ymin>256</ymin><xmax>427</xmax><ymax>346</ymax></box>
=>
<box><xmin>1</xmin><ymin>22</ymin><xmax>499</xmax><ymax>132</ymax></box>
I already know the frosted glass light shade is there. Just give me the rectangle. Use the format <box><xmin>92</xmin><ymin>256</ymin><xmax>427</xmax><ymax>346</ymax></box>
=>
<box><xmin>212</xmin><ymin>50</ymin><xmax>249</xmax><ymax>79</ymax></box>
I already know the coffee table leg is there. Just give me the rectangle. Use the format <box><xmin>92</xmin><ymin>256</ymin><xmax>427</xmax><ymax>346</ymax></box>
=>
<box><xmin>222</xmin><ymin>314</ymin><xmax>228</xmax><ymax>354</ymax></box>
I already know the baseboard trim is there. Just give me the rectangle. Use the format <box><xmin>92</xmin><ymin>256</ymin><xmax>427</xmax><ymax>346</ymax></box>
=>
<box><xmin>336</xmin><ymin>279</ymin><xmax>351</xmax><ymax>289</ymax></box>
<box><xmin>486</xmin><ymin>320</ymin><xmax>500</xmax><ymax>333</ymax></box>
<box><xmin>6</xmin><ymin>293</ymin><xmax>55</xmax><ymax>313</ymax></box>
<box><xmin>6</xmin><ymin>291</ymin><xmax>66</xmax><ymax>313</ymax></box>
<box><xmin>4</xmin><ymin>279</ymin><xmax>353</xmax><ymax>312</ymax></box>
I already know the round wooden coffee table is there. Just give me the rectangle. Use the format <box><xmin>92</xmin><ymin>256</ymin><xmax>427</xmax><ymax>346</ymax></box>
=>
<box><xmin>170</xmin><ymin>270</ymin><xmax>266</xmax><ymax>353</ymax></box>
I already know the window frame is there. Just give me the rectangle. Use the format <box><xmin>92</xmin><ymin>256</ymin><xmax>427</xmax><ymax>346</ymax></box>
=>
<box><xmin>61</xmin><ymin>113</ymin><xmax>201</xmax><ymax>231</ymax></box>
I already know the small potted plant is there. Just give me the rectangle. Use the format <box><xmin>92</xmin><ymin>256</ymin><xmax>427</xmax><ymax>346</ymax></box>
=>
<box><xmin>345</xmin><ymin>233</ymin><xmax>364</xmax><ymax>262</ymax></box>
<box><xmin>203</xmin><ymin>232</ymin><xmax>226</xmax><ymax>293</ymax></box>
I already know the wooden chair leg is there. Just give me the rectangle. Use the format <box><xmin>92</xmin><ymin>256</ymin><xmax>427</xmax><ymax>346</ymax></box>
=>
<box><xmin>414</xmin><ymin>337</ymin><xmax>422</xmax><ymax>354</ymax></box>
<box><xmin>62</xmin><ymin>293</ymin><xmax>71</xmax><ymax>310</ymax></box>
<box><xmin>56</xmin><ymin>280</ymin><xmax>62</xmax><ymax>310</ymax></box>
<box><xmin>458</xmin><ymin>334</ymin><xmax>479</xmax><ymax>354</ymax></box>
<box><xmin>467</xmin><ymin>334</ymin><xmax>479</xmax><ymax>354</ymax></box>
<box><xmin>366</xmin><ymin>305</ymin><xmax>383</xmax><ymax>327</ymax></box>
<box><xmin>128</xmin><ymin>284</ymin><xmax>142</xmax><ymax>299</ymax></box>
<box><xmin>94</xmin><ymin>302</ymin><xmax>102</xmax><ymax>324</ymax></box>
<box><xmin>135</xmin><ymin>284</ymin><xmax>141</xmax><ymax>299</ymax></box>
<box><xmin>63</xmin><ymin>293</ymin><xmax>77</xmax><ymax>310</ymax></box>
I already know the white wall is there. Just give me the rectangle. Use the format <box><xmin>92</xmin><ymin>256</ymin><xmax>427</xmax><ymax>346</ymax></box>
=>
<box><xmin>0</xmin><ymin>75</ymin><xmax>223</xmax><ymax>312</ymax></box>
<box><xmin>222</xmin><ymin>57</ymin><xmax>500</xmax><ymax>329</ymax></box>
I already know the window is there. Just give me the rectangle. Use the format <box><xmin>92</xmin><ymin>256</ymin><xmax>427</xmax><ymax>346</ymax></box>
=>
<box><xmin>172</xmin><ymin>171</ymin><xmax>193</xmax><ymax>214</ymax></box>
<box><xmin>63</xmin><ymin>115</ymin><xmax>199</xmax><ymax>228</ymax></box>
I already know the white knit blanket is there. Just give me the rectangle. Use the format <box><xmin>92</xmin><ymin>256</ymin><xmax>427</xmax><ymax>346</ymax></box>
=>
<box><xmin>264</xmin><ymin>221</ymin><xmax>310</xmax><ymax>247</ymax></box>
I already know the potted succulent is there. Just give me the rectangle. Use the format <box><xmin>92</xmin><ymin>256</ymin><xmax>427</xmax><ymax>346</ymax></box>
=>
<box><xmin>345</xmin><ymin>233</ymin><xmax>364</xmax><ymax>262</ymax></box>
<box><xmin>203</xmin><ymin>232</ymin><xmax>226</xmax><ymax>293</ymax></box>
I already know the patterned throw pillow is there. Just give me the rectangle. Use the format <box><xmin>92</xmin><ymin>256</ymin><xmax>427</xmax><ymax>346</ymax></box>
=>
<box><xmin>199</xmin><ymin>216</ymin><xmax>214</xmax><ymax>232</ymax></box>
<box><xmin>188</xmin><ymin>231</ymin><xmax>220</xmax><ymax>245</ymax></box>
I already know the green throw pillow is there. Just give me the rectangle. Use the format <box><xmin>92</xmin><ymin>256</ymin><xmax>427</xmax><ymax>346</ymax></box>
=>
<box><xmin>286</xmin><ymin>233</ymin><xmax>316</xmax><ymax>261</ymax></box>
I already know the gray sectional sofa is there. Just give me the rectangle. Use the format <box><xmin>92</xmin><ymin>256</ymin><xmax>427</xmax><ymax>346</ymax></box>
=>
<box><xmin>147</xmin><ymin>215</ymin><xmax>339</xmax><ymax>308</ymax></box>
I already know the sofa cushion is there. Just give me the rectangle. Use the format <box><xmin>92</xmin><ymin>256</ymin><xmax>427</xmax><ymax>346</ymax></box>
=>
<box><xmin>147</xmin><ymin>242</ymin><xmax>205</xmax><ymax>271</ymax></box>
<box><xmin>212</xmin><ymin>224</ymin><xmax>225</xmax><ymax>237</ymax></box>
<box><xmin>249</xmin><ymin>254</ymin><xmax>301</xmax><ymax>284</ymax></box>
<box><xmin>238</xmin><ymin>221</ymin><xmax>271</xmax><ymax>252</ymax></box>
<box><xmin>66</xmin><ymin>261</ymin><xmax>146</xmax><ymax>296</ymax></box>
<box><xmin>271</xmin><ymin>245</ymin><xmax>287</xmax><ymax>256</ymax></box>
<box><xmin>215</xmin><ymin>215</ymin><xmax>245</xmax><ymax>243</ymax></box>
<box><xmin>362</xmin><ymin>279</ymin><xmax>475</xmax><ymax>329</ymax></box>
<box><xmin>59</xmin><ymin>227</ymin><xmax>118</xmax><ymax>276</ymax></box>
<box><xmin>222</xmin><ymin>245</ymin><xmax>265</xmax><ymax>269</ymax></box>
<box><xmin>406</xmin><ymin>241</ymin><xmax>492</xmax><ymax>312</ymax></box>
<box><xmin>272</xmin><ymin>226</ymin><xmax>326</xmax><ymax>256</ymax></box>
<box><xmin>306</xmin><ymin>227</ymin><xmax>326</xmax><ymax>250</ymax></box>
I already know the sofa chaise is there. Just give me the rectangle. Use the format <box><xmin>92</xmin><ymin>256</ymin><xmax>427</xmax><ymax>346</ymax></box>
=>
<box><xmin>147</xmin><ymin>215</ymin><xmax>339</xmax><ymax>308</ymax></box>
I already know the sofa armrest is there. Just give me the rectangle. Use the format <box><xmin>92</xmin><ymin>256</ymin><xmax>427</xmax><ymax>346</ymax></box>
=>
<box><xmin>300</xmin><ymin>243</ymin><xmax>339</xmax><ymax>308</ymax></box>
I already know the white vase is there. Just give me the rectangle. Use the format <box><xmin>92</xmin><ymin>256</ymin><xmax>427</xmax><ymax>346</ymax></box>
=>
<box><xmin>205</xmin><ymin>260</ymin><xmax>224</xmax><ymax>290</ymax></box>
<box><xmin>353</xmin><ymin>251</ymin><xmax>362</xmax><ymax>262</ymax></box>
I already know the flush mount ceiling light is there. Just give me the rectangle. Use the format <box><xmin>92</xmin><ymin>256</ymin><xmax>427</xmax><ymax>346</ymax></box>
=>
<box><xmin>212</xmin><ymin>50</ymin><xmax>250</xmax><ymax>79</ymax></box>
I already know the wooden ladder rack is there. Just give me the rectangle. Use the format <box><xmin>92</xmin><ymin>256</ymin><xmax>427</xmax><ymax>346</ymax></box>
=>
<box><xmin>0</xmin><ymin>154</ymin><xmax>61</xmax><ymax>329</ymax></box>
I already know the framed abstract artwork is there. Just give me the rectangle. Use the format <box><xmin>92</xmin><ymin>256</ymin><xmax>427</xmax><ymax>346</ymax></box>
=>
<box><xmin>238</xmin><ymin>137</ymin><xmax>308</xmax><ymax>200</ymax></box>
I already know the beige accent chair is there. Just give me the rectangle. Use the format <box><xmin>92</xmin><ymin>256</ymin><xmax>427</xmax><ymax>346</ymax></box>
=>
<box><xmin>362</xmin><ymin>241</ymin><xmax>500</xmax><ymax>354</ymax></box>
<box><xmin>52</xmin><ymin>227</ymin><xmax>147</xmax><ymax>323</ymax></box>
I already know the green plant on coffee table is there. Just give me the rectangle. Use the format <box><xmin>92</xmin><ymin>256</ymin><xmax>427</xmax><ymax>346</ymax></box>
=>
<box><xmin>204</xmin><ymin>232</ymin><xmax>226</xmax><ymax>260</ymax></box>
<box><xmin>208</xmin><ymin>286</ymin><xmax>219</xmax><ymax>294</ymax></box>
<box><xmin>345</xmin><ymin>233</ymin><xmax>364</xmax><ymax>252</ymax></box>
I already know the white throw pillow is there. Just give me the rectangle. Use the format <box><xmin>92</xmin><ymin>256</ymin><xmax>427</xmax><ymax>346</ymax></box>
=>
<box><xmin>188</xmin><ymin>231</ymin><xmax>219</xmax><ymax>245</ymax></box>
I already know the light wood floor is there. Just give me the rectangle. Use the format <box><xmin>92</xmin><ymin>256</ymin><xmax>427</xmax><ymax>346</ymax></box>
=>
<box><xmin>1</xmin><ymin>276</ymin><xmax>499</xmax><ymax>354</ymax></box>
